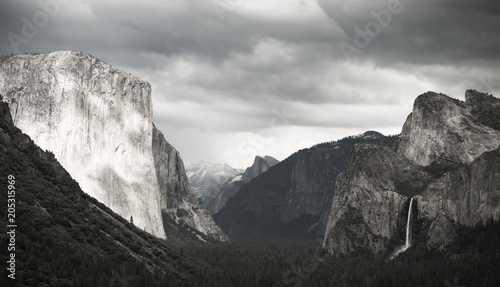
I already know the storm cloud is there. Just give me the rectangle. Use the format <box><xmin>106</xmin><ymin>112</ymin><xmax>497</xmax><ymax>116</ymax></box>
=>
<box><xmin>1</xmin><ymin>0</ymin><xmax>499</xmax><ymax>167</ymax></box>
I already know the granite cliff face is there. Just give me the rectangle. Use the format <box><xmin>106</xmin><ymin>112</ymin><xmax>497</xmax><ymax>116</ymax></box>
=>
<box><xmin>323</xmin><ymin>91</ymin><xmax>500</xmax><ymax>254</ymax></box>
<box><xmin>395</xmin><ymin>91</ymin><xmax>500</xmax><ymax>166</ymax></box>
<box><xmin>0</xmin><ymin>99</ymin><xmax>203</xmax><ymax>283</ymax></box>
<box><xmin>0</xmin><ymin>51</ymin><xmax>226</xmax><ymax>241</ymax></box>
<box><xmin>323</xmin><ymin>143</ymin><xmax>430</xmax><ymax>254</ymax></box>
<box><xmin>416</xmin><ymin>147</ymin><xmax>500</xmax><ymax>249</ymax></box>
<box><xmin>0</xmin><ymin>51</ymin><xmax>164</xmax><ymax>238</ymax></box>
<box><xmin>153</xmin><ymin>126</ymin><xmax>228</xmax><ymax>241</ymax></box>
<box><xmin>214</xmin><ymin>132</ymin><xmax>397</xmax><ymax>239</ymax></box>
<box><xmin>241</xmin><ymin>156</ymin><xmax>279</xmax><ymax>183</ymax></box>
<box><xmin>417</xmin><ymin>148</ymin><xmax>500</xmax><ymax>226</ymax></box>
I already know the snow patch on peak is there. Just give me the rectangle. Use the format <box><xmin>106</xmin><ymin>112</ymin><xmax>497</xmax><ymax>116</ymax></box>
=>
<box><xmin>187</xmin><ymin>161</ymin><xmax>243</xmax><ymax>203</ymax></box>
<box><xmin>230</xmin><ymin>174</ymin><xmax>243</xmax><ymax>182</ymax></box>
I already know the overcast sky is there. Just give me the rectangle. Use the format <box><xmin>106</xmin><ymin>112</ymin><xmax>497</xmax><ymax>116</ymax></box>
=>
<box><xmin>1</xmin><ymin>0</ymin><xmax>500</xmax><ymax>168</ymax></box>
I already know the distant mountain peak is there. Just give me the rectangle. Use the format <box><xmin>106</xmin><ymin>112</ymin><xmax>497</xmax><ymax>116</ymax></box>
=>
<box><xmin>351</xmin><ymin>130</ymin><xmax>385</xmax><ymax>140</ymax></box>
<box><xmin>186</xmin><ymin>161</ymin><xmax>243</xmax><ymax>202</ymax></box>
<box><xmin>242</xmin><ymin>155</ymin><xmax>280</xmax><ymax>184</ymax></box>
<box><xmin>187</xmin><ymin>155</ymin><xmax>280</xmax><ymax>215</ymax></box>
<box><xmin>361</xmin><ymin>130</ymin><xmax>384</xmax><ymax>139</ymax></box>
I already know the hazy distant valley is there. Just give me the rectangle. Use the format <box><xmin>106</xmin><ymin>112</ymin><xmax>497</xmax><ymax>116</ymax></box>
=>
<box><xmin>187</xmin><ymin>155</ymin><xmax>279</xmax><ymax>214</ymax></box>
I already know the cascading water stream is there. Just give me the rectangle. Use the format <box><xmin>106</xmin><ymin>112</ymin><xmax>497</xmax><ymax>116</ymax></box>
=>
<box><xmin>403</xmin><ymin>197</ymin><xmax>414</xmax><ymax>250</ymax></box>
<box><xmin>391</xmin><ymin>197</ymin><xmax>414</xmax><ymax>258</ymax></box>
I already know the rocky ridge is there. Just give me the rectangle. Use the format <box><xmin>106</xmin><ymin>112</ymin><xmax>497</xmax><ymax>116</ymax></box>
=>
<box><xmin>241</xmin><ymin>155</ymin><xmax>279</xmax><ymax>184</ymax></box>
<box><xmin>214</xmin><ymin>132</ymin><xmax>397</xmax><ymax>240</ymax></box>
<box><xmin>186</xmin><ymin>161</ymin><xmax>243</xmax><ymax>212</ymax></box>
<box><xmin>203</xmin><ymin>155</ymin><xmax>279</xmax><ymax>215</ymax></box>
<box><xmin>323</xmin><ymin>90</ymin><xmax>500</xmax><ymax>254</ymax></box>
<box><xmin>395</xmin><ymin>90</ymin><xmax>500</xmax><ymax>165</ymax></box>
<box><xmin>153</xmin><ymin>127</ymin><xmax>228</xmax><ymax>241</ymax></box>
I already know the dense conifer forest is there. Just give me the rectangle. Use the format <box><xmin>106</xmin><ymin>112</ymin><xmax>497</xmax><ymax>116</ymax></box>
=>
<box><xmin>174</xmin><ymin>219</ymin><xmax>500</xmax><ymax>287</ymax></box>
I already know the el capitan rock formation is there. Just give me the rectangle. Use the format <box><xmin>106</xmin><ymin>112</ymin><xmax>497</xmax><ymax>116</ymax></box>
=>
<box><xmin>0</xmin><ymin>51</ymin><xmax>226</xmax><ymax>241</ymax></box>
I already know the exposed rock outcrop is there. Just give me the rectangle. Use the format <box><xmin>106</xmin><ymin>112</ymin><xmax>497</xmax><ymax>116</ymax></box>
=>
<box><xmin>0</xmin><ymin>96</ymin><xmax>202</xmax><ymax>286</ymax></box>
<box><xmin>153</xmin><ymin>125</ymin><xmax>228</xmax><ymax>241</ymax></box>
<box><xmin>0</xmin><ymin>51</ymin><xmax>165</xmax><ymax>238</ymax></box>
<box><xmin>0</xmin><ymin>99</ymin><xmax>203</xmax><ymax>282</ymax></box>
<box><xmin>395</xmin><ymin>91</ymin><xmax>500</xmax><ymax>166</ymax></box>
<box><xmin>323</xmin><ymin>90</ymin><xmax>500</xmax><ymax>254</ymax></box>
<box><xmin>323</xmin><ymin>143</ymin><xmax>428</xmax><ymax>254</ymax></box>
<box><xmin>241</xmin><ymin>156</ymin><xmax>279</xmax><ymax>183</ymax></box>
<box><xmin>0</xmin><ymin>51</ymin><xmax>226</xmax><ymax>241</ymax></box>
<box><xmin>416</xmin><ymin>147</ymin><xmax>500</xmax><ymax>248</ymax></box>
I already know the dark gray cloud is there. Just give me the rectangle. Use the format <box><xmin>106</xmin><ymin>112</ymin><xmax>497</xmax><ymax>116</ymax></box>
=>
<box><xmin>317</xmin><ymin>0</ymin><xmax>500</xmax><ymax>65</ymax></box>
<box><xmin>3</xmin><ymin>0</ymin><xmax>500</xmax><ymax>65</ymax></box>
<box><xmin>1</xmin><ymin>0</ymin><xmax>499</xmax><ymax>167</ymax></box>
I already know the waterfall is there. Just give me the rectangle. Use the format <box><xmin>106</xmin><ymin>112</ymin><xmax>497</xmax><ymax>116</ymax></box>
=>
<box><xmin>391</xmin><ymin>197</ymin><xmax>414</xmax><ymax>259</ymax></box>
<box><xmin>404</xmin><ymin>197</ymin><xmax>414</xmax><ymax>250</ymax></box>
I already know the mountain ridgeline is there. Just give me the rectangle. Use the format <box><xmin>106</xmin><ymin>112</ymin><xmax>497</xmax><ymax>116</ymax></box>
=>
<box><xmin>0</xmin><ymin>51</ymin><xmax>227</xmax><ymax>242</ymax></box>
<box><xmin>188</xmin><ymin>156</ymin><xmax>279</xmax><ymax>215</ymax></box>
<box><xmin>323</xmin><ymin>90</ymin><xmax>500</xmax><ymax>255</ymax></box>
<box><xmin>152</xmin><ymin>125</ymin><xmax>229</xmax><ymax>242</ymax></box>
<box><xmin>206</xmin><ymin>155</ymin><xmax>280</xmax><ymax>215</ymax></box>
<box><xmin>241</xmin><ymin>156</ymin><xmax>280</xmax><ymax>184</ymax></box>
<box><xmin>214</xmin><ymin>132</ymin><xmax>398</xmax><ymax>240</ymax></box>
<box><xmin>186</xmin><ymin>161</ymin><xmax>244</xmax><ymax>214</ymax></box>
